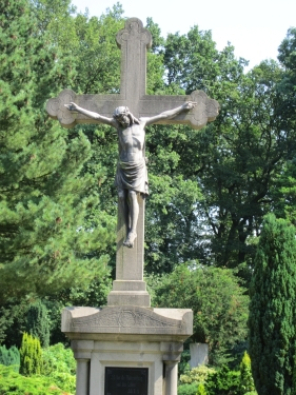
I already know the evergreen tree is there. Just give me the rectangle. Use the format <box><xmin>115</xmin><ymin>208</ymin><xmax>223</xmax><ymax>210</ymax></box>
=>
<box><xmin>249</xmin><ymin>214</ymin><xmax>296</xmax><ymax>395</ymax></box>
<box><xmin>26</xmin><ymin>300</ymin><xmax>50</xmax><ymax>348</ymax></box>
<box><xmin>0</xmin><ymin>0</ymin><xmax>112</xmax><ymax>300</ymax></box>
<box><xmin>20</xmin><ymin>333</ymin><xmax>42</xmax><ymax>375</ymax></box>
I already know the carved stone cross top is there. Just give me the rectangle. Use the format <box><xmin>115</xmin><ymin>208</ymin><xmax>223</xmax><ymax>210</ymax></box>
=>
<box><xmin>46</xmin><ymin>18</ymin><xmax>219</xmax><ymax>308</ymax></box>
<box><xmin>46</xmin><ymin>18</ymin><xmax>218</xmax><ymax>129</ymax></box>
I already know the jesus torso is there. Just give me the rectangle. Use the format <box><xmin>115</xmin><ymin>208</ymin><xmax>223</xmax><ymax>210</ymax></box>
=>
<box><xmin>117</xmin><ymin>120</ymin><xmax>146</xmax><ymax>162</ymax></box>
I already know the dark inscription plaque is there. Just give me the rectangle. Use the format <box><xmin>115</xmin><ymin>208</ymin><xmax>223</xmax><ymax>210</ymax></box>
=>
<box><xmin>105</xmin><ymin>367</ymin><xmax>148</xmax><ymax>395</ymax></box>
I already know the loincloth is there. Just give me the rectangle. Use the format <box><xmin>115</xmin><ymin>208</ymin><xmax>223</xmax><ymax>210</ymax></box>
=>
<box><xmin>115</xmin><ymin>157</ymin><xmax>149</xmax><ymax>197</ymax></box>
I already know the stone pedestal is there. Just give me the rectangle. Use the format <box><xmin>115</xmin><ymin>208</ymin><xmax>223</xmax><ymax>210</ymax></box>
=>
<box><xmin>62</xmin><ymin>306</ymin><xmax>193</xmax><ymax>395</ymax></box>
<box><xmin>62</xmin><ymin>192</ymin><xmax>193</xmax><ymax>395</ymax></box>
<box><xmin>62</xmin><ymin>191</ymin><xmax>193</xmax><ymax>395</ymax></box>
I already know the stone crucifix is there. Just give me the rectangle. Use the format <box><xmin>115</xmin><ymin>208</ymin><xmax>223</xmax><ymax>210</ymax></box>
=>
<box><xmin>47</xmin><ymin>18</ymin><xmax>219</xmax><ymax>306</ymax></box>
<box><xmin>64</xmin><ymin>101</ymin><xmax>196</xmax><ymax>249</ymax></box>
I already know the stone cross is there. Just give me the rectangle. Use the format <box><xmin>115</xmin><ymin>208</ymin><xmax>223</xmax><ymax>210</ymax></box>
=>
<box><xmin>46</xmin><ymin>18</ymin><xmax>219</xmax><ymax>307</ymax></box>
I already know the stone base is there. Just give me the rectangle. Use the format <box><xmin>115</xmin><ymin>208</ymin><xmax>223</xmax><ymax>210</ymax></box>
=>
<box><xmin>107</xmin><ymin>280</ymin><xmax>150</xmax><ymax>307</ymax></box>
<box><xmin>62</xmin><ymin>306</ymin><xmax>193</xmax><ymax>395</ymax></box>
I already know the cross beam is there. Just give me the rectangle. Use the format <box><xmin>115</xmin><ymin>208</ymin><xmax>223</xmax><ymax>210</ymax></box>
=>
<box><xmin>46</xmin><ymin>18</ymin><xmax>219</xmax><ymax>129</ymax></box>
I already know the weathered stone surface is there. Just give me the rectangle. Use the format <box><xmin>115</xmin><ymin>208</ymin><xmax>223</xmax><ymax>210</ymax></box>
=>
<box><xmin>71</xmin><ymin>340</ymin><xmax>182</xmax><ymax>395</ymax></box>
<box><xmin>109</xmin><ymin>195</ymin><xmax>150</xmax><ymax>306</ymax></box>
<box><xmin>189</xmin><ymin>343</ymin><xmax>209</xmax><ymax>368</ymax></box>
<box><xmin>62</xmin><ymin>306</ymin><xmax>192</xmax><ymax>338</ymax></box>
<box><xmin>62</xmin><ymin>305</ymin><xmax>192</xmax><ymax>395</ymax></box>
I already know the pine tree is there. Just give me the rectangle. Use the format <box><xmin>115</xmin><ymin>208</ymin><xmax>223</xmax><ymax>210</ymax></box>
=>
<box><xmin>20</xmin><ymin>333</ymin><xmax>42</xmax><ymax>375</ymax></box>
<box><xmin>0</xmin><ymin>0</ymin><xmax>111</xmax><ymax>299</ymax></box>
<box><xmin>249</xmin><ymin>214</ymin><xmax>296</xmax><ymax>395</ymax></box>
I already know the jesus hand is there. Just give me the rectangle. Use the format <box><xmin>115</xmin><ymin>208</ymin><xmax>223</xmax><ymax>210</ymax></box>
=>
<box><xmin>182</xmin><ymin>101</ymin><xmax>197</xmax><ymax>110</ymax></box>
<box><xmin>64</xmin><ymin>102</ymin><xmax>78</xmax><ymax>111</ymax></box>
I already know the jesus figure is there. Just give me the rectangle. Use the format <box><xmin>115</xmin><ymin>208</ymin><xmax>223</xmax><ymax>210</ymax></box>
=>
<box><xmin>65</xmin><ymin>101</ymin><xmax>196</xmax><ymax>248</ymax></box>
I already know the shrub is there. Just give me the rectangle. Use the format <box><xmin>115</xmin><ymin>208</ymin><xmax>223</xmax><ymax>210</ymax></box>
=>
<box><xmin>42</xmin><ymin>343</ymin><xmax>76</xmax><ymax>375</ymax></box>
<box><xmin>0</xmin><ymin>364</ymin><xmax>72</xmax><ymax>395</ymax></box>
<box><xmin>178</xmin><ymin>382</ymin><xmax>199</xmax><ymax>395</ymax></box>
<box><xmin>48</xmin><ymin>371</ymin><xmax>75</xmax><ymax>394</ymax></box>
<box><xmin>41</xmin><ymin>343</ymin><xmax>76</xmax><ymax>394</ymax></box>
<box><xmin>0</xmin><ymin>345</ymin><xmax>20</xmax><ymax>372</ymax></box>
<box><xmin>197</xmin><ymin>383</ymin><xmax>207</xmax><ymax>395</ymax></box>
<box><xmin>205</xmin><ymin>366</ymin><xmax>240</xmax><ymax>395</ymax></box>
<box><xmin>20</xmin><ymin>333</ymin><xmax>42</xmax><ymax>375</ymax></box>
<box><xmin>239</xmin><ymin>352</ymin><xmax>256</xmax><ymax>394</ymax></box>
<box><xmin>180</xmin><ymin>365</ymin><xmax>216</xmax><ymax>385</ymax></box>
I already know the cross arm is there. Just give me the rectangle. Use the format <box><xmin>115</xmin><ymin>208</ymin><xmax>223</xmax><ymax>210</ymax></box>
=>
<box><xmin>46</xmin><ymin>89</ymin><xmax>125</xmax><ymax>128</ymax></box>
<box><xmin>139</xmin><ymin>90</ymin><xmax>219</xmax><ymax>130</ymax></box>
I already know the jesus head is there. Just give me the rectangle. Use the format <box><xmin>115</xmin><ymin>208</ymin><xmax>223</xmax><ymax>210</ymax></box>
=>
<box><xmin>113</xmin><ymin>106</ymin><xmax>139</xmax><ymax>127</ymax></box>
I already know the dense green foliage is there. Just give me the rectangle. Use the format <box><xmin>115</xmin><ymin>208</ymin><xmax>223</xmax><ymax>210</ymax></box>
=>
<box><xmin>42</xmin><ymin>343</ymin><xmax>76</xmax><ymax>376</ymax></box>
<box><xmin>149</xmin><ymin>25</ymin><xmax>296</xmax><ymax>275</ymax></box>
<box><xmin>179</xmin><ymin>364</ymin><xmax>242</xmax><ymax>395</ymax></box>
<box><xmin>20</xmin><ymin>333</ymin><xmax>42</xmax><ymax>375</ymax></box>
<box><xmin>0</xmin><ymin>364</ymin><xmax>72</xmax><ymax>395</ymax></box>
<box><xmin>205</xmin><ymin>366</ymin><xmax>240</xmax><ymax>395</ymax></box>
<box><xmin>0</xmin><ymin>342</ymin><xmax>75</xmax><ymax>394</ymax></box>
<box><xmin>249</xmin><ymin>214</ymin><xmax>296</xmax><ymax>394</ymax></box>
<box><xmin>26</xmin><ymin>300</ymin><xmax>50</xmax><ymax>348</ymax></box>
<box><xmin>41</xmin><ymin>343</ymin><xmax>76</xmax><ymax>393</ymax></box>
<box><xmin>178</xmin><ymin>382</ymin><xmax>199</xmax><ymax>395</ymax></box>
<box><xmin>178</xmin><ymin>353</ymin><xmax>258</xmax><ymax>395</ymax></box>
<box><xmin>180</xmin><ymin>365</ymin><xmax>215</xmax><ymax>385</ymax></box>
<box><xmin>152</xmin><ymin>264</ymin><xmax>249</xmax><ymax>365</ymax></box>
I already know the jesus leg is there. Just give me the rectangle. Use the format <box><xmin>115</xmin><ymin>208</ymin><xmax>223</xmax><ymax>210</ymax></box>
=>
<box><xmin>123</xmin><ymin>190</ymin><xmax>138</xmax><ymax>248</ymax></box>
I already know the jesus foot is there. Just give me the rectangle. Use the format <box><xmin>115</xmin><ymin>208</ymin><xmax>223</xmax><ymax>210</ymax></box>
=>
<box><xmin>123</xmin><ymin>232</ymin><xmax>137</xmax><ymax>248</ymax></box>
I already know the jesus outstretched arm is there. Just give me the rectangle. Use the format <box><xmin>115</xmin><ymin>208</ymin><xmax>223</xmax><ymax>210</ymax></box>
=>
<box><xmin>64</xmin><ymin>102</ymin><xmax>116</xmax><ymax>127</ymax></box>
<box><xmin>143</xmin><ymin>101</ymin><xmax>197</xmax><ymax>126</ymax></box>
